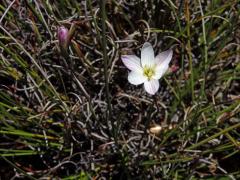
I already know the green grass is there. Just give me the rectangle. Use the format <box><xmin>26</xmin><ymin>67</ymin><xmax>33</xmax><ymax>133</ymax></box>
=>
<box><xmin>0</xmin><ymin>0</ymin><xmax>240</xmax><ymax>179</ymax></box>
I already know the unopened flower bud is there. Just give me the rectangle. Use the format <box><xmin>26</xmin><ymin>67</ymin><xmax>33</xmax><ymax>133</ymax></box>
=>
<box><xmin>57</xmin><ymin>26</ymin><xmax>69</xmax><ymax>51</ymax></box>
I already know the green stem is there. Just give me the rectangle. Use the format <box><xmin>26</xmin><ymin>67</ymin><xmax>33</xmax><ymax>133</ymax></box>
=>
<box><xmin>100</xmin><ymin>0</ymin><xmax>114</xmax><ymax>139</ymax></box>
<box><xmin>198</xmin><ymin>0</ymin><xmax>208</xmax><ymax>99</ymax></box>
<box><xmin>186</xmin><ymin>1</ymin><xmax>195</xmax><ymax>101</ymax></box>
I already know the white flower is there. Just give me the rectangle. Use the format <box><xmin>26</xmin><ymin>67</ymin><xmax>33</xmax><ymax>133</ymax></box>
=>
<box><xmin>121</xmin><ymin>42</ymin><xmax>173</xmax><ymax>95</ymax></box>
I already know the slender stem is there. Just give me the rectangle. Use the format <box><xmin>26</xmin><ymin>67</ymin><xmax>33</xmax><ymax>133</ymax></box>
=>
<box><xmin>153</xmin><ymin>95</ymin><xmax>160</xmax><ymax>112</ymax></box>
<box><xmin>87</xmin><ymin>0</ymin><xmax>101</xmax><ymax>44</ymax></box>
<box><xmin>185</xmin><ymin>1</ymin><xmax>195</xmax><ymax>101</ymax></box>
<box><xmin>153</xmin><ymin>95</ymin><xmax>161</xmax><ymax>123</ymax></box>
<box><xmin>198</xmin><ymin>0</ymin><xmax>208</xmax><ymax>99</ymax></box>
<box><xmin>100</xmin><ymin>0</ymin><xmax>114</xmax><ymax>135</ymax></box>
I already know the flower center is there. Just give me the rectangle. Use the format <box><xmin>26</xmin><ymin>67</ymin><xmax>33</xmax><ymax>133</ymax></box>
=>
<box><xmin>143</xmin><ymin>66</ymin><xmax>155</xmax><ymax>80</ymax></box>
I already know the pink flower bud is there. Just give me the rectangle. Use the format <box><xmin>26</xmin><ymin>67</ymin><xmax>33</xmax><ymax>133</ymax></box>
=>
<box><xmin>57</xmin><ymin>26</ymin><xmax>68</xmax><ymax>47</ymax></box>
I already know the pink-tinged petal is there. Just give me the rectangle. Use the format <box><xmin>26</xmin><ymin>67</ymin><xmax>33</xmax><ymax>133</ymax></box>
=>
<box><xmin>152</xmin><ymin>62</ymin><xmax>169</xmax><ymax>79</ymax></box>
<box><xmin>155</xmin><ymin>49</ymin><xmax>173</xmax><ymax>67</ymax></box>
<box><xmin>128</xmin><ymin>71</ymin><xmax>147</xmax><ymax>85</ymax></box>
<box><xmin>58</xmin><ymin>26</ymin><xmax>68</xmax><ymax>45</ymax></box>
<box><xmin>144</xmin><ymin>79</ymin><xmax>159</xmax><ymax>95</ymax></box>
<box><xmin>141</xmin><ymin>42</ymin><xmax>155</xmax><ymax>67</ymax></box>
<box><xmin>121</xmin><ymin>55</ymin><xmax>142</xmax><ymax>73</ymax></box>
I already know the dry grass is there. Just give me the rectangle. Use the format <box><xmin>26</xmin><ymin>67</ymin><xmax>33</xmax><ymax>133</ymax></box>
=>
<box><xmin>0</xmin><ymin>0</ymin><xmax>240</xmax><ymax>179</ymax></box>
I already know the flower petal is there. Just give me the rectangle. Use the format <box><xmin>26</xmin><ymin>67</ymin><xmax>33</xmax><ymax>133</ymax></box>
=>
<box><xmin>128</xmin><ymin>71</ymin><xmax>147</xmax><ymax>85</ymax></box>
<box><xmin>58</xmin><ymin>26</ymin><xmax>68</xmax><ymax>44</ymax></box>
<box><xmin>121</xmin><ymin>55</ymin><xmax>142</xmax><ymax>73</ymax></box>
<box><xmin>141</xmin><ymin>42</ymin><xmax>155</xmax><ymax>67</ymax></box>
<box><xmin>153</xmin><ymin>49</ymin><xmax>173</xmax><ymax>79</ymax></box>
<box><xmin>144</xmin><ymin>79</ymin><xmax>159</xmax><ymax>95</ymax></box>
<box><xmin>152</xmin><ymin>62</ymin><xmax>169</xmax><ymax>79</ymax></box>
<box><xmin>155</xmin><ymin>49</ymin><xmax>173</xmax><ymax>67</ymax></box>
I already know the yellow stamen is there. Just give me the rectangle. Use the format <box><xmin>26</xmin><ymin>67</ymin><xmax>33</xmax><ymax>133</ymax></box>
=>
<box><xmin>143</xmin><ymin>66</ymin><xmax>156</xmax><ymax>80</ymax></box>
